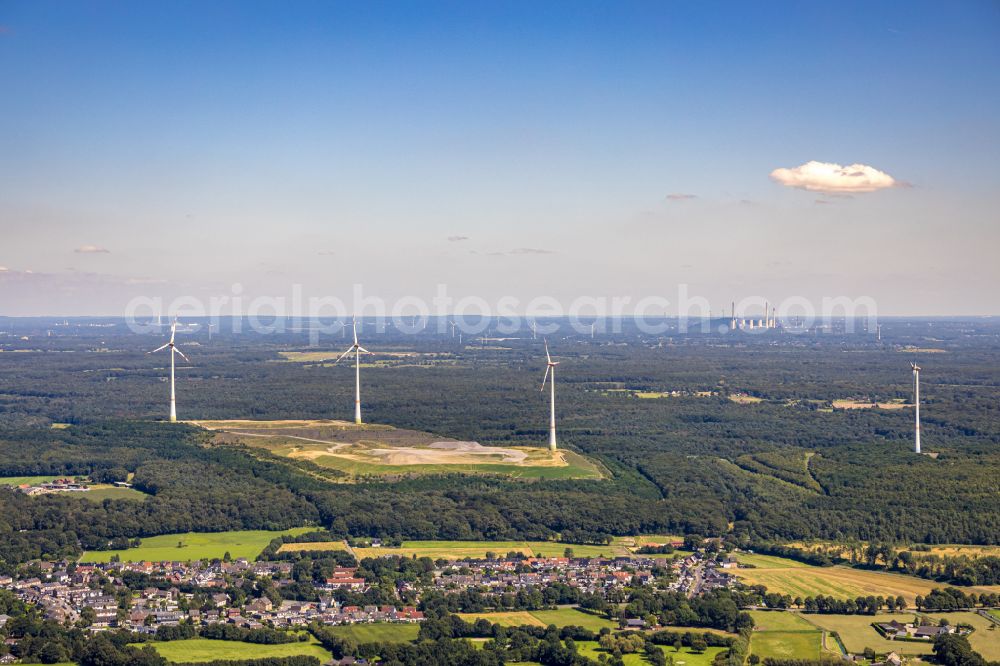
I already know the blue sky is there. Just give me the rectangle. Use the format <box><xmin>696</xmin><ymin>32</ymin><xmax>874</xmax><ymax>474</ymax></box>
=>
<box><xmin>1</xmin><ymin>1</ymin><xmax>998</xmax><ymax>315</ymax></box>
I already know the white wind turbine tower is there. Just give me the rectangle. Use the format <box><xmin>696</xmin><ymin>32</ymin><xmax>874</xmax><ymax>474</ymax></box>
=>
<box><xmin>148</xmin><ymin>318</ymin><xmax>189</xmax><ymax>423</ymax></box>
<box><xmin>335</xmin><ymin>317</ymin><xmax>374</xmax><ymax>424</ymax></box>
<box><xmin>911</xmin><ymin>362</ymin><xmax>922</xmax><ymax>454</ymax></box>
<box><xmin>540</xmin><ymin>340</ymin><xmax>560</xmax><ymax>452</ymax></box>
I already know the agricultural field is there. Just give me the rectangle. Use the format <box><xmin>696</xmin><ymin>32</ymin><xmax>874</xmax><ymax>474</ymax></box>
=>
<box><xmin>352</xmin><ymin>540</ymin><xmax>627</xmax><ymax>560</ymax></box>
<box><xmin>732</xmin><ymin>553</ymin><xmax>949</xmax><ymax>600</ymax></box>
<box><xmin>77</xmin><ymin>484</ymin><xmax>148</xmax><ymax>502</ymax></box>
<box><xmin>277</xmin><ymin>540</ymin><xmax>349</xmax><ymax>553</ymax></box>
<box><xmin>799</xmin><ymin>613</ymin><xmax>935</xmax><ymax>657</ymax></box>
<box><xmin>81</xmin><ymin>527</ymin><xmax>313</xmax><ymax>563</ymax></box>
<box><xmin>577</xmin><ymin>640</ymin><xmax>725</xmax><ymax>666</ymax></box>
<box><xmin>326</xmin><ymin>622</ymin><xmax>421</xmax><ymax>644</ymax></box>
<box><xmin>196</xmin><ymin>419</ymin><xmax>605</xmax><ymax>480</ymax></box>
<box><xmin>460</xmin><ymin>608</ymin><xmax>616</xmax><ymax>631</ymax></box>
<box><xmin>135</xmin><ymin>637</ymin><xmax>331</xmax><ymax>663</ymax></box>
<box><xmin>749</xmin><ymin>611</ymin><xmax>826</xmax><ymax>661</ymax></box>
<box><xmin>0</xmin><ymin>475</ymin><xmax>62</xmax><ymax>485</ymax></box>
<box><xmin>922</xmin><ymin>612</ymin><xmax>1000</xmax><ymax>660</ymax></box>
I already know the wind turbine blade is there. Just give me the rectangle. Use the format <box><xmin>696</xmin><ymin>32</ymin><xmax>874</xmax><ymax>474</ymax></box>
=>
<box><xmin>357</xmin><ymin>346</ymin><xmax>372</xmax><ymax>354</ymax></box>
<box><xmin>541</xmin><ymin>365</ymin><xmax>551</xmax><ymax>390</ymax></box>
<box><xmin>149</xmin><ymin>343</ymin><xmax>170</xmax><ymax>354</ymax></box>
<box><xmin>170</xmin><ymin>318</ymin><xmax>178</xmax><ymax>343</ymax></box>
<box><xmin>173</xmin><ymin>347</ymin><xmax>190</xmax><ymax>363</ymax></box>
<box><xmin>334</xmin><ymin>347</ymin><xmax>354</xmax><ymax>364</ymax></box>
<box><xmin>544</xmin><ymin>339</ymin><xmax>551</xmax><ymax>364</ymax></box>
<box><xmin>352</xmin><ymin>318</ymin><xmax>359</xmax><ymax>345</ymax></box>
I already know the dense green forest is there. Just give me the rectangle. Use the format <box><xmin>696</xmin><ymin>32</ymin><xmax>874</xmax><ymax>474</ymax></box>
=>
<box><xmin>0</xmin><ymin>316</ymin><xmax>998</xmax><ymax>563</ymax></box>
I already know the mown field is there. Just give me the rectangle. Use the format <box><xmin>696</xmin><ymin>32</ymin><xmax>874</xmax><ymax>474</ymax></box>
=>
<box><xmin>277</xmin><ymin>540</ymin><xmax>349</xmax><ymax>553</ymax></box>
<box><xmin>749</xmin><ymin>610</ymin><xmax>825</xmax><ymax>661</ymax></box>
<box><xmin>352</xmin><ymin>539</ymin><xmax>629</xmax><ymax>560</ymax></box>
<box><xmin>326</xmin><ymin>622</ymin><xmax>421</xmax><ymax>643</ymax></box>
<box><xmin>0</xmin><ymin>475</ymin><xmax>61</xmax><ymax>485</ymax></box>
<box><xmin>78</xmin><ymin>485</ymin><xmax>149</xmax><ymax>502</ymax></box>
<box><xmin>733</xmin><ymin>552</ymin><xmax>952</xmax><ymax>600</ymax></box>
<box><xmin>136</xmin><ymin>637</ymin><xmax>331</xmax><ymax>663</ymax></box>
<box><xmin>81</xmin><ymin>527</ymin><xmax>313</xmax><ymax>562</ymax></box>
<box><xmin>459</xmin><ymin>608</ymin><xmax>617</xmax><ymax>631</ymax></box>
<box><xmin>577</xmin><ymin>640</ymin><xmax>725</xmax><ymax>665</ymax></box>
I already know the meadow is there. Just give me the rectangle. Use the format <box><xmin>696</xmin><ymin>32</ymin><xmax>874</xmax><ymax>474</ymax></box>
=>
<box><xmin>733</xmin><ymin>552</ymin><xmax>947</xmax><ymax>600</ymax></box>
<box><xmin>135</xmin><ymin>637</ymin><xmax>330</xmax><ymax>663</ymax></box>
<box><xmin>749</xmin><ymin>610</ymin><xmax>826</xmax><ymax>661</ymax></box>
<box><xmin>80</xmin><ymin>527</ymin><xmax>313</xmax><ymax>562</ymax></box>
<box><xmin>577</xmin><ymin>640</ymin><xmax>725</xmax><ymax>666</ymax></box>
<box><xmin>459</xmin><ymin>608</ymin><xmax>617</xmax><ymax>631</ymax></box>
<box><xmin>799</xmin><ymin>613</ymin><xmax>934</xmax><ymax>657</ymax></box>
<box><xmin>0</xmin><ymin>475</ymin><xmax>61</xmax><ymax>485</ymax></box>
<box><xmin>78</xmin><ymin>484</ymin><xmax>148</xmax><ymax>502</ymax></box>
<box><xmin>326</xmin><ymin>622</ymin><xmax>421</xmax><ymax>643</ymax></box>
<box><xmin>351</xmin><ymin>539</ymin><xmax>630</xmax><ymax>560</ymax></box>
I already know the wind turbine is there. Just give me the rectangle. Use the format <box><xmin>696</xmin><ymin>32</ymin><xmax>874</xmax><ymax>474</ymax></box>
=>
<box><xmin>149</xmin><ymin>318</ymin><xmax>189</xmax><ymax>423</ymax></box>
<box><xmin>335</xmin><ymin>317</ymin><xmax>373</xmax><ymax>424</ymax></box>
<box><xmin>911</xmin><ymin>362</ymin><xmax>921</xmax><ymax>454</ymax></box>
<box><xmin>540</xmin><ymin>340</ymin><xmax>560</xmax><ymax>452</ymax></box>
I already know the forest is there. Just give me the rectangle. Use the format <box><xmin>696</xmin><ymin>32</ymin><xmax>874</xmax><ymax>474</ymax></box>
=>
<box><xmin>0</xmin><ymin>316</ymin><xmax>999</xmax><ymax>567</ymax></box>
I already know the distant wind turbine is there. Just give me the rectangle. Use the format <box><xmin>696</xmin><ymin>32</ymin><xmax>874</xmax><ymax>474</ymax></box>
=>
<box><xmin>148</xmin><ymin>318</ymin><xmax>189</xmax><ymax>423</ymax></box>
<box><xmin>540</xmin><ymin>340</ymin><xmax>560</xmax><ymax>452</ymax></box>
<box><xmin>335</xmin><ymin>317</ymin><xmax>374</xmax><ymax>424</ymax></box>
<box><xmin>911</xmin><ymin>362</ymin><xmax>921</xmax><ymax>454</ymax></box>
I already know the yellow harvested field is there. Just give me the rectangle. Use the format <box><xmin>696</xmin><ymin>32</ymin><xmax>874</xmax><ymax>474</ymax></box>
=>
<box><xmin>277</xmin><ymin>541</ymin><xmax>348</xmax><ymax>553</ymax></box>
<box><xmin>832</xmin><ymin>400</ymin><xmax>910</xmax><ymax>410</ymax></box>
<box><xmin>460</xmin><ymin>611</ymin><xmax>547</xmax><ymax>627</ymax></box>
<box><xmin>729</xmin><ymin>394</ymin><xmax>763</xmax><ymax>404</ymax></box>
<box><xmin>733</xmin><ymin>563</ymin><xmax>943</xmax><ymax>600</ymax></box>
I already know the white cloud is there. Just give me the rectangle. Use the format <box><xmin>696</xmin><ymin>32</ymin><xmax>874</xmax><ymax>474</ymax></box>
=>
<box><xmin>74</xmin><ymin>244</ymin><xmax>110</xmax><ymax>254</ymax></box>
<box><xmin>665</xmin><ymin>193</ymin><xmax>697</xmax><ymax>201</ymax></box>
<box><xmin>0</xmin><ymin>266</ymin><xmax>7</xmax><ymax>272</ymax></box>
<box><xmin>447</xmin><ymin>235</ymin><xmax>469</xmax><ymax>242</ymax></box>
<box><xmin>770</xmin><ymin>161</ymin><xmax>898</xmax><ymax>193</ymax></box>
<box><xmin>317</xmin><ymin>250</ymin><xmax>336</xmax><ymax>256</ymax></box>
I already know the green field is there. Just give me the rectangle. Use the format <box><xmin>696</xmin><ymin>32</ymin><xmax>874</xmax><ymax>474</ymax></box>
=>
<box><xmin>0</xmin><ymin>475</ymin><xmax>62</xmax><ymax>485</ymax></box>
<box><xmin>577</xmin><ymin>640</ymin><xmax>725</xmax><ymax>666</ymax></box>
<box><xmin>78</xmin><ymin>485</ymin><xmax>149</xmax><ymax>502</ymax></box>
<box><xmin>327</xmin><ymin>622</ymin><xmax>421</xmax><ymax>643</ymax></box>
<box><xmin>800</xmin><ymin>613</ymin><xmax>934</xmax><ymax>657</ymax></box>
<box><xmin>353</xmin><ymin>539</ymin><xmax>628</xmax><ymax>560</ymax></box>
<box><xmin>733</xmin><ymin>553</ymin><xmax>950</xmax><ymax>601</ymax></box>
<box><xmin>460</xmin><ymin>608</ymin><xmax>617</xmax><ymax>631</ymax></box>
<box><xmin>137</xmin><ymin>637</ymin><xmax>331</xmax><ymax>662</ymax></box>
<box><xmin>81</xmin><ymin>527</ymin><xmax>313</xmax><ymax>562</ymax></box>
<box><xmin>749</xmin><ymin>611</ymin><xmax>825</xmax><ymax>660</ymax></box>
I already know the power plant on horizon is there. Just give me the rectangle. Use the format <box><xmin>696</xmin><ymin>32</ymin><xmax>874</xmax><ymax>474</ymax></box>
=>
<box><xmin>729</xmin><ymin>301</ymin><xmax>779</xmax><ymax>331</ymax></box>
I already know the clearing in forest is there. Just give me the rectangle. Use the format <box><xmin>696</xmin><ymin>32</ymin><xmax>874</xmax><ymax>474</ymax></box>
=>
<box><xmin>193</xmin><ymin>419</ymin><xmax>605</xmax><ymax>480</ymax></box>
<box><xmin>80</xmin><ymin>527</ymin><xmax>313</xmax><ymax>563</ymax></box>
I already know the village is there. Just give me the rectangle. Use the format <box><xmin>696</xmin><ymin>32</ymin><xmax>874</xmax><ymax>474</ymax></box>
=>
<box><xmin>0</xmin><ymin>550</ymin><xmax>733</xmax><ymax>636</ymax></box>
